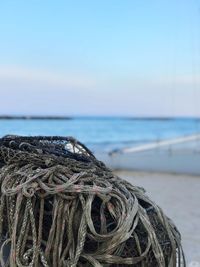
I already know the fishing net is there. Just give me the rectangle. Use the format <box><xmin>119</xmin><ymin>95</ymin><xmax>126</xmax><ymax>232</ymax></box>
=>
<box><xmin>0</xmin><ymin>135</ymin><xmax>185</xmax><ymax>267</ymax></box>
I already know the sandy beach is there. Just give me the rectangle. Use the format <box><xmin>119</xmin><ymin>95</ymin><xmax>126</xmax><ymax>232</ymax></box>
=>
<box><xmin>115</xmin><ymin>170</ymin><xmax>200</xmax><ymax>265</ymax></box>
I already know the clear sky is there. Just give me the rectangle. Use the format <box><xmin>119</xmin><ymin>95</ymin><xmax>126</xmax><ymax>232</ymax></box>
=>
<box><xmin>0</xmin><ymin>0</ymin><xmax>199</xmax><ymax>117</ymax></box>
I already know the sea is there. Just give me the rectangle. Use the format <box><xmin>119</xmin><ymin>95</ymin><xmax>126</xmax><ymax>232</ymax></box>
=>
<box><xmin>0</xmin><ymin>117</ymin><xmax>200</xmax><ymax>153</ymax></box>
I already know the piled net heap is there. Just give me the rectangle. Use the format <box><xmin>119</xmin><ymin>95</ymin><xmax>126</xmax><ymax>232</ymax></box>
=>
<box><xmin>0</xmin><ymin>136</ymin><xmax>185</xmax><ymax>267</ymax></box>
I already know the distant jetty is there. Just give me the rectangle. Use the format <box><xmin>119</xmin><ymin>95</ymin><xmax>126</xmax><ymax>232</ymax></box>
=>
<box><xmin>0</xmin><ymin>116</ymin><xmax>72</xmax><ymax>120</ymax></box>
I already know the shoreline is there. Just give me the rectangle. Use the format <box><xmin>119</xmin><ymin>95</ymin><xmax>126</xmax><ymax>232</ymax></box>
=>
<box><xmin>95</xmin><ymin>139</ymin><xmax>200</xmax><ymax>175</ymax></box>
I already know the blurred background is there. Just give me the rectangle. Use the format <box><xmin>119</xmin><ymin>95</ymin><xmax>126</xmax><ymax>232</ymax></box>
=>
<box><xmin>0</xmin><ymin>0</ymin><xmax>200</xmax><ymax>264</ymax></box>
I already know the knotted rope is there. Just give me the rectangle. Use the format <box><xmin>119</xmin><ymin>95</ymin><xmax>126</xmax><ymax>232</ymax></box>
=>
<box><xmin>0</xmin><ymin>136</ymin><xmax>185</xmax><ymax>266</ymax></box>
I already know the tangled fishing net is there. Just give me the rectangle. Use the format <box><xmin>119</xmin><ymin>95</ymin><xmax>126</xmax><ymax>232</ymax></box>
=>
<box><xmin>0</xmin><ymin>136</ymin><xmax>185</xmax><ymax>267</ymax></box>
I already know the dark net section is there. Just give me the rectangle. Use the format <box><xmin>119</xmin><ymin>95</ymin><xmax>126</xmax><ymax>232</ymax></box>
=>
<box><xmin>0</xmin><ymin>136</ymin><xmax>185</xmax><ymax>266</ymax></box>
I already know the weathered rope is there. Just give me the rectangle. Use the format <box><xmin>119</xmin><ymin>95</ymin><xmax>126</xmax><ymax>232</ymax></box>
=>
<box><xmin>0</xmin><ymin>136</ymin><xmax>185</xmax><ymax>266</ymax></box>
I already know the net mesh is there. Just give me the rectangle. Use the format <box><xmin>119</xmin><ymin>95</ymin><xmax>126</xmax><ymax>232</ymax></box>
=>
<box><xmin>0</xmin><ymin>135</ymin><xmax>185</xmax><ymax>267</ymax></box>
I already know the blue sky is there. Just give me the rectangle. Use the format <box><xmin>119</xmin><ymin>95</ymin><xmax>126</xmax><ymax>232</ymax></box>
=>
<box><xmin>0</xmin><ymin>0</ymin><xmax>199</xmax><ymax>117</ymax></box>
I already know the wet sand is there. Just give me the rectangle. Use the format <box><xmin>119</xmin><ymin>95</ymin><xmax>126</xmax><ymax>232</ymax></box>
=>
<box><xmin>115</xmin><ymin>170</ymin><xmax>200</xmax><ymax>265</ymax></box>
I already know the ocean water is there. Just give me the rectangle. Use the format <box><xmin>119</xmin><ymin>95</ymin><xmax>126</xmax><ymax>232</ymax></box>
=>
<box><xmin>0</xmin><ymin>117</ymin><xmax>200</xmax><ymax>153</ymax></box>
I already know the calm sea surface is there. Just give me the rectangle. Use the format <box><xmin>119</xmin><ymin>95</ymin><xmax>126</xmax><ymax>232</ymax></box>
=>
<box><xmin>0</xmin><ymin>118</ymin><xmax>200</xmax><ymax>152</ymax></box>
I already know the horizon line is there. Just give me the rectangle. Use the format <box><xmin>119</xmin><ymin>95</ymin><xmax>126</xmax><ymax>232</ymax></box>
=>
<box><xmin>0</xmin><ymin>115</ymin><xmax>200</xmax><ymax>120</ymax></box>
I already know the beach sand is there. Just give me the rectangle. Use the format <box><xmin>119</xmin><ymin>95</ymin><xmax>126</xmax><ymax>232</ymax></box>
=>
<box><xmin>114</xmin><ymin>170</ymin><xmax>200</xmax><ymax>265</ymax></box>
